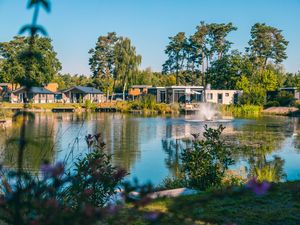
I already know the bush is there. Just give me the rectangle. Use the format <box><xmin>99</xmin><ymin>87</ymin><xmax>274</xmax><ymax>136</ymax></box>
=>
<box><xmin>0</xmin><ymin>134</ymin><xmax>128</xmax><ymax>225</ymax></box>
<box><xmin>276</xmin><ymin>91</ymin><xmax>296</xmax><ymax>106</ymax></box>
<box><xmin>84</xmin><ymin>99</ymin><xmax>97</xmax><ymax>110</ymax></box>
<box><xmin>170</xmin><ymin>103</ymin><xmax>180</xmax><ymax>113</ymax></box>
<box><xmin>264</xmin><ymin>101</ymin><xmax>280</xmax><ymax>108</ymax></box>
<box><xmin>155</xmin><ymin>103</ymin><xmax>170</xmax><ymax>114</ymax></box>
<box><xmin>222</xmin><ymin>104</ymin><xmax>262</xmax><ymax>116</ymax></box>
<box><xmin>140</xmin><ymin>94</ymin><xmax>156</xmax><ymax>110</ymax></box>
<box><xmin>157</xmin><ymin>176</ymin><xmax>188</xmax><ymax>190</ymax></box>
<box><xmin>181</xmin><ymin>125</ymin><xmax>234</xmax><ymax>190</ymax></box>
<box><xmin>65</xmin><ymin>149</ymin><xmax>127</xmax><ymax>208</ymax></box>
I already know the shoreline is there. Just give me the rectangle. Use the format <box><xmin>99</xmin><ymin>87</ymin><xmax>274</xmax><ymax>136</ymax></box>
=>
<box><xmin>1</xmin><ymin>102</ymin><xmax>299</xmax><ymax>117</ymax></box>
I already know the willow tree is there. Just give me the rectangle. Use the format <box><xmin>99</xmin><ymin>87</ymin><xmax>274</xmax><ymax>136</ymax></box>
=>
<box><xmin>114</xmin><ymin>37</ymin><xmax>142</xmax><ymax>100</ymax></box>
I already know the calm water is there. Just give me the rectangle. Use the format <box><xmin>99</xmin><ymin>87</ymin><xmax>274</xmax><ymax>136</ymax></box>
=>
<box><xmin>1</xmin><ymin>113</ymin><xmax>300</xmax><ymax>185</ymax></box>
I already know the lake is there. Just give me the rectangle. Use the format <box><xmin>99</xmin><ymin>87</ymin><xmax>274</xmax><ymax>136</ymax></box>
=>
<box><xmin>0</xmin><ymin>112</ymin><xmax>300</xmax><ymax>185</ymax></box>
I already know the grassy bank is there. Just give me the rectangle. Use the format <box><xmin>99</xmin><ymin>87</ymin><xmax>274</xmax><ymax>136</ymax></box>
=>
<box><xmin>1</xmin><ymin>101</ymin><xmax>265</xmax><ymax>117</ymax></box>
<box><xmin>221</xmin><ymin>104</ymin><xmax>262</xmax><ymax>117</ymax></box>
<box><xmin>0</xmin><ymin>99</ymin><xmax>180</xmax><ymax>115</ymax></box>
<box><xmin>107</xmin><ymin>181</ymin><xmax>300</xmax><ymax>225</ymax></box>
<box><xmin>0</xmin><ymin>102</ymin><xmax>83</xmax><ymax>110</ymax></box>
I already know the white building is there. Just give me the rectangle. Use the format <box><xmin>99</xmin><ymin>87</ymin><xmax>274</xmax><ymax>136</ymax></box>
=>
<box><xmin>205</xmin><ymin>90</ymin><xmax>242</xmax><ymax>105</ymax></box>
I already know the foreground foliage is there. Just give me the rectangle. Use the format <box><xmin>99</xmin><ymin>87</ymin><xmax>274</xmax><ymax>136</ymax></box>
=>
<box><xmin>181</xmin><ymin>125</ymin><xmax>234</xmax><ymax>190</ymax></box>
<box><xmin>0</xmin><ymin>139</ymin><xmax>127</xmax><ymax>225</ymax></box>
<box><xmin>107</xmin><ymin>181</ymin><xmax>300</xmax><ymax>225</ymax></box>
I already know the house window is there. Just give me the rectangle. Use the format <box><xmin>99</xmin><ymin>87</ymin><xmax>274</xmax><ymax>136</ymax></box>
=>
<box><xmin>225</xmin><ymin>93</ymin><xmax>229</xmax><ymax>97</ymax></box>
<box><xmin>207</xmin><ymin>93</ymin><xmax>213</xmax><ymax>100</ymax></box>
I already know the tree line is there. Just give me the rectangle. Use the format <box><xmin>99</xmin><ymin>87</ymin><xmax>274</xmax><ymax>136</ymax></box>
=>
<box><xmin>0</xmin><ymin>21</ymin><xmax>299</xmax><ymax>105</ymax></box>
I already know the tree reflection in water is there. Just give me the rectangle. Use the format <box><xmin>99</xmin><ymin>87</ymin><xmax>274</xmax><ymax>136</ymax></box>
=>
<box><xmin>2</xmin><ymin>113</ymin><xmax>55</xmax><ymax>173</ymax></box>
<box><xmin>161</xmin><ymin>116</ymin><xmax>295</xmax><ymax>182</ymax></box>
<box><xmin>230</xmin><ymin>118</ymin><xmax>290</xmax><ymax>182</ymax></box>
<box><xmin>161</xmin><ymin>138</ymin><xmax>192</xmax><ymax>178</ymax></box>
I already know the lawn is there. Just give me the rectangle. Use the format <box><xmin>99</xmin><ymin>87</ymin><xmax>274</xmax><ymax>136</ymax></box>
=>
<box><xmin>107</xmin><ymin>181</ymin><xmax>300</xmax><ymax>225</ymax></box>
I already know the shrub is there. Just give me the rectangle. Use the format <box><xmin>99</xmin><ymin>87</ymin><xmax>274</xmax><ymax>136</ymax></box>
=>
<box><xmin>264</xmin><ymin>101</ymin><xmax>280</xmax><ymax>108</ymax></box>
<box><xmin>158</xmin><ymin>176</ymin><xmax>188</xmax><ymax>190</ymax></box>
<box><xmin>276</xmin><ymin>91</ymin><xmax>296</xmax><ymax>106</ymax></box>
<box><xmin>65</xmin><ymin>148</ymin><xmax>127</xmax><ymax>208</ymax></box>
<box><xmin>155</xmin><ymin>103</ymin><xmax>169</xmax><ymax>114</ymax></box>
<box><xmin>170</xmin><ymin>103</ymin><xmax>180</xmax><ymax>113</ymax></box>
<box><xmin>181</xmin><ymin>125</ymin><xmax>234</xmax><ymax>190</ymax></box>
<box><xmin>140</xmin><ymin>94</ymin><xmax>156</xmax><ymax>110</ymax></box>
<box><xmin>222</xmin><ymin>104</ymin><xmax>262</xmax><ymax>116</ymax></box>
<box><xmin>0</xmin><ymin>134</ymin><xmax>128</xmax><ymax>225</ymax></box>
<box><xmin>84</xmin><ymin>99</ymin><xmax>97</xmax><ymax>110</ymax></box>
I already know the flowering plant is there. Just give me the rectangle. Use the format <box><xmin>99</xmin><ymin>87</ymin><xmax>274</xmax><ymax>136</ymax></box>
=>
<box><xmin>0</xmin><ymin>134</ymin><xmax>128</xmax><ymax>225</ymax></box>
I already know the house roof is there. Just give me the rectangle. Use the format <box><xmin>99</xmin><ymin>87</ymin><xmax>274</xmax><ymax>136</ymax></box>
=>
<box><xmin>62</xmin><ymin>86</ymin><xmax>103</xmax><ymax>94</ymax></box>
<box><xmin>13</xmin><ymin>86</ymin><xmax>54</xmax><ymax>94</ymax></box>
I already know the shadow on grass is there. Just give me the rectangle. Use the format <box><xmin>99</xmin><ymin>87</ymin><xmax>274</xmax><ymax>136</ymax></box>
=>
<box><xmin>147</xmin><ymin>181</ymin><xmax>300</xmax><ymax>225</ymax></box>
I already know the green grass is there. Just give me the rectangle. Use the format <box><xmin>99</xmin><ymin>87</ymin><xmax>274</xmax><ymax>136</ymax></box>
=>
<box><xmin>221</xmin><ymin>104</ymin><xmax>262</xmax><ymax>117</ymax></box>
<box><xmin>0</xmin><ymin>102</ymin><xmax>84</xmax><ymax>110</ymax></box>
<box><xmin>107</xmin><ymin>181</ymin><xmax>300</xmax><ymax>225</ymax></box>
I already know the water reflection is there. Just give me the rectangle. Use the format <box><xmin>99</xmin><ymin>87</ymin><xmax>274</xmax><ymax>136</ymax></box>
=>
<box><xmin>1</xmin><ymin>113</ymin><xmax>55</xmax><ymax>172</ymax></box>
<box><xmin>0</xmin><ymin>113</ymin><xmax>300</xmax><ymax>184</ymax></box>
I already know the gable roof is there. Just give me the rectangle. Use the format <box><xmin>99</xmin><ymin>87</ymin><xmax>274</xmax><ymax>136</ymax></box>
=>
<box><xmin>62</xmin><ymin>86</ymin><xmax>103</xmax><ymax>94</ymax></box>
<box><xmin>12</xmin><ymin>86</ymin><xmax>54</xmax><ymax>94</ymax></box>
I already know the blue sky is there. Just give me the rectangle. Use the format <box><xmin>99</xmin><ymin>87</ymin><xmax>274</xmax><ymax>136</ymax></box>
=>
<box><xmin>0</xmin><ymin>0</ymin><xmax>300</xmax><ymax>75</ymax></box>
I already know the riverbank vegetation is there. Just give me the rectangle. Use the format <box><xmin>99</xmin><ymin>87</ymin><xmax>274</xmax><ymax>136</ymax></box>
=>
<box><xmin>221</xmin><ymin>104</ymin><xmax>262</xmax><ymax>117</ymax></box>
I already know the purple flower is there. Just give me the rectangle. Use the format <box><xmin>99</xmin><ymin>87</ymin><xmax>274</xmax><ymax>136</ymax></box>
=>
<box><xmin>246</xmin><ymin>177</ymin><xmax>271</xmax><ymax>195</ymax></box>
<box><xmin>106</xmin><ymin>204</ymin><xmax>121</xmax><ymax>215</ymax></box>
<box><xmin>144</xmin><ymin>211</ymin><xmax>160</xmax><ymax>221</ymax></box>
<box><xmin>40</xmin><ymin>163</ymin><xmax>53</xmax><ymax>178</ymax></box>
<box><xmin>40</xmin><ymin>161</ymin><xmax>64</xmax><ymax>178</ymax></box>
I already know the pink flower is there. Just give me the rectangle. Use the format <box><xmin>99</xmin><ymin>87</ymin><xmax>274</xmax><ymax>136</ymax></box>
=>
<box><xmin>113</xmin><ymin>168</ymin><xmax>128</xmax><ymax>180</ymax></box>
<box><xmin>45</xmin><ymin>198</ymin><xmax>59</xmax><ymax>209</ymax></box>
<box><xmin>83</xmin><ymin>188</ymin><xmax>93</xmax><ymax>196</ymax></box>
<box><xmin>246</xmin><ymin>177</ymin><xmax>271</xmax><ymax>195</ymax></box>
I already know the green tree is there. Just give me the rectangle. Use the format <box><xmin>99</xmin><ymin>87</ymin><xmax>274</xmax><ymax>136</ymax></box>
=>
<box><xmin>89</xmin><ymin>32</ymin><xmax>119</xmax><ymax>97</ymax></box>
<box><xmin>0</xmin><ymin>36</ymin><xmax>61</xmax><ymax>87</ymax></box>
<box><xmin>207</xmin><ymin>22</ymin><xmax>237</xmax><ymax>60</ymax></box>
<box><xmin>190</xmin><ymin>22</ymin><xmax>210</xmax><ymax>86</ymax></box>
<box><xmin>114</xmin><ymin>37</ymin><xmax>142</xmax><ymax>100</ymax></box>
<box><xmin>247</xmin><ymin>23</ymin><xmax>289</xmax><ymax>69</ymax></box>
<box><xmin>181</xmin><ymin>125</ymin><xmax>234</xmax><ymax>190</ymax></box>
<box><xmin>162</xmin><ymin>32</ymin><xmax>188</xmax><ymax>85</ymax></box>
<box><xmin>206</xmin><ymin>50</ymin><xmax>244</xmax><ymax>89</ymax></box>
